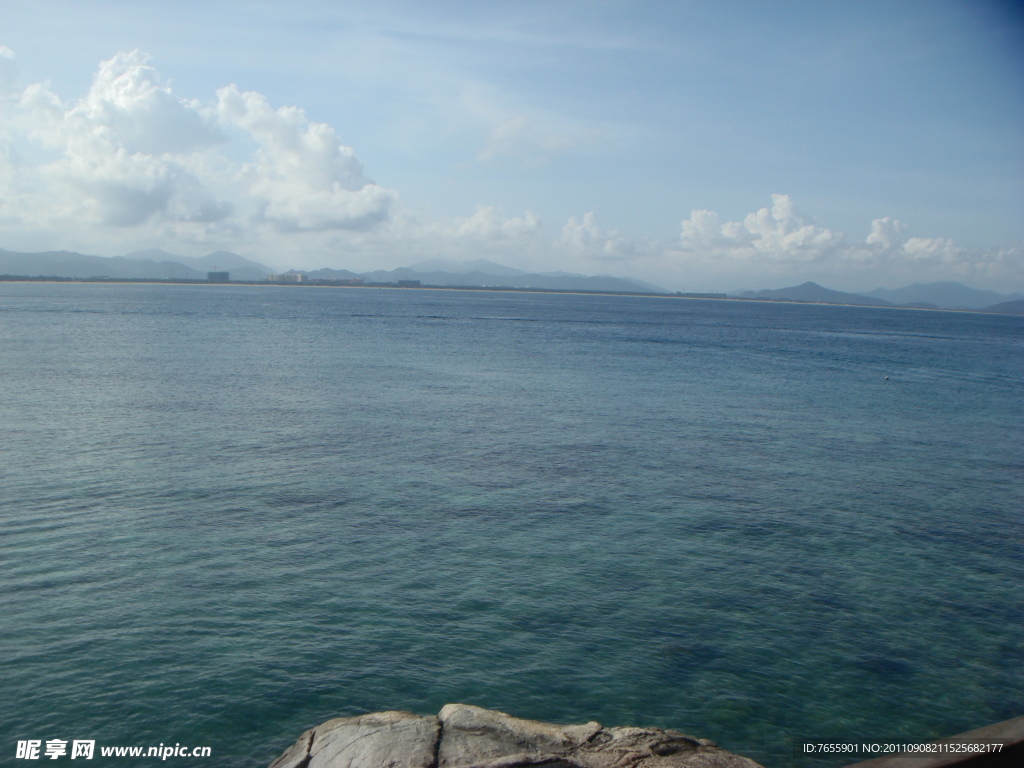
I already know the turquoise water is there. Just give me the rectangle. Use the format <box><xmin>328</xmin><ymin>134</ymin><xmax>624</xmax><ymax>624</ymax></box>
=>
<box><xmin>1</xmin><ymin>283</ymin><xmax>1021</xmax><ymax>767</ymax></box>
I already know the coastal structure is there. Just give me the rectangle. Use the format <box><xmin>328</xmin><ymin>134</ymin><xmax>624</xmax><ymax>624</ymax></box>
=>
<box><xmin>269</xmin><ymin>703</ymin><xmax>765</xmax><ymax>768</ymax></box>
<box><xmin>206</xmin><ymin>271</ymin><xmax>230</xmax><ymax>282</ymax></box>
<box><xmin>267</xmin><ymin>273</ymin><xmax>305</xmax><ymax>283</ymax></box>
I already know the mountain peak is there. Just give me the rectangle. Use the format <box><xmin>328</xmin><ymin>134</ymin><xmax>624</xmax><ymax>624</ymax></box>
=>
<box><xmin>741</xmin><ymin>282</ymin><xmax>891</xmax><ymax>307</ymax></box>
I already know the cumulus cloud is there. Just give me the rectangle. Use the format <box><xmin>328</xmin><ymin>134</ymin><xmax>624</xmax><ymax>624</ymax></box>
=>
<box><xmin>559</xmin><ymin>212</ymin><xmax>643</xmax><ymax>261</ymax></box>
<box><xmin>679</xmin><ymin>194</ymin><xmax>844</xmax><ymax>262</ymax></box>
<box><xmin>670</xmin><ymin>195</ymin><xmax>1023</xmax><ymax>288</ymax></box>
<box><xmin>72</xmin><ymin>51</ymin><xmax>224</xmax><ymax>155</ymax></box>
<box><xmin>216</xmin><ymin>85</ymin><xmax>395</xmax><ymax>231</ymax></box>
<box><xmin>0</xmin><ymin>49</ymin><xmax>395</xmax><ymax>241</ymax></box>
<box><xmin>864</xmin><ymin>216</ymin><xmax>906</xmax><ymax>251</ymax></box>
<box><xmin>2</xmin><ymin>51</ymin><xmax>232</xmax><ymax>229</ymax></box>
<box><xmin>387</xmin><ymin>204</ymin><xmax>544</xmax><ymax>264</ymax></box>
<box><xmin>428</xmin><ymin>204</ymin><xmax>542</xmax><ymax>240</ymax></box>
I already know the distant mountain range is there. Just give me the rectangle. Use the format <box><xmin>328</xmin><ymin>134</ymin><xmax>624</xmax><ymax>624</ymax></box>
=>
<box><xmin>0</xmin><ymin>248</ymin><xmax>663</xmax><ymax>294</ymax></box>
<box><xmin>299</xmin><ymin>258</ymin><xmax>665</xmax><ymax>293</ymax></box>
<box><xmin>861</xmin><ymin>282</ymin><xmax>1024</xmax><ymax>309</ymax></box>
<box><xmin>0</xmin><ymin>247</ymin><xmax>274</xmax><ymax>282</ymax></box>
<box><xmin>340</xmin><ymin>266</ymin><xmax>665</xmax><ymax>294</ymax></box>
<box><xmin>739</xmin><ymin>281</ymin><xmax>1024</xmax><ymax>314</ymax></box>
<box><xmin>2</xmin><ymin>248</ymin><xmax>1022</xmax><ymax>313</ymax></box>
<box><xmin>122</xmin><ymin>249</ymin><xmax>274</xmax><ymax>281</ymax></box>
<box><xmin>740</xmin><ymin>282</ymin><xmax>892</xmax><ymax>307</ymax></box>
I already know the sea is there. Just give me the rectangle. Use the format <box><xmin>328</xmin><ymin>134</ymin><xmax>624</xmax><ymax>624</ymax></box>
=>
<box><xmin>2</xmin><ymin>282</ymin><xmax>1021</xmax><ymax>768</ymax></box>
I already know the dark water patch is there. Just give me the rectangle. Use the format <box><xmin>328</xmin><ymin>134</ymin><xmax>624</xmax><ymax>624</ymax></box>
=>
<box><xmin>852</xmin><ymin>655</ymin><xmax>917</xmax><ymax>679</ymax></box>
<box><xmin>807</xmin><ymin>591</ymin><xmax>852</xmax><ymax>612</ymax></box>
<box><xmin>509</xmin><ymin>610</ymin><xmax>588</xmax><ymax>636</ymax></box>
<box><xmin>661</xmin><ymin>643</ymin><xmax>725</xmax><ymax>680</ymax></box>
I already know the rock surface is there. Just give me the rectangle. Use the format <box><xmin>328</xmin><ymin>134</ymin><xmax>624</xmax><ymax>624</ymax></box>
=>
<box><xmin>269</xmin><ymin>704</ymin><xmax>765</xmax><ymax>768</ymax></box>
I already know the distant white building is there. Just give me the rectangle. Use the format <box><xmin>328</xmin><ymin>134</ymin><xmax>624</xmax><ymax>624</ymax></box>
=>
<box><xmin>266</xmin><ymin>273</ymin><xmax>304</xmax><ymax>283</ymax></box>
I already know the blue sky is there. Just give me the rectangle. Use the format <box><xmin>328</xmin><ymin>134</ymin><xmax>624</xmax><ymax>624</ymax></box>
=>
<box><xmin>1</xmin><ymin>0</ymin><xmax>1021</xmax><ymax>290</ymax></box>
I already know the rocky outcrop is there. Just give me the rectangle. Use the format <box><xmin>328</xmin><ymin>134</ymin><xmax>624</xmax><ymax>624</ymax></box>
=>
<box><xmin>270</xmin><ymin>704</ymin><xmax>765</xmax><ymax>768</ymax></box>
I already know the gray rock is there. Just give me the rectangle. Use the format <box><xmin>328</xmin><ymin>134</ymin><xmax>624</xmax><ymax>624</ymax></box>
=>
<box><xmin>270</xmin><ymin>711</ymin><xmax>440</xmax><ymax>768</ymax></box>
<box><xmin>269</xmin><ymin>705</ymin><xmax>764</xmax><ymax>768</ymax></box>
<box><xmin>438</xmin><ymin>703</ymin><xmax>603</xmax><ymax>767</ymax></box>
<box><xmin>270</xmin><ymin>727</ymin><xmax>316</xmax><ymax>768</ymax></box>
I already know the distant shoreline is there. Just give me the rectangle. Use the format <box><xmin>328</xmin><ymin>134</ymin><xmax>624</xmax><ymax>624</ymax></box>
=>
<box><xmin>1</xmin><ymin>274</ymin><xmax>1020</xmax><ymax>316</ymax></box>
<box><xmin>0</xmin><ymin>273</ymin><xmax>675</xmax><ymax>297</ymax></box>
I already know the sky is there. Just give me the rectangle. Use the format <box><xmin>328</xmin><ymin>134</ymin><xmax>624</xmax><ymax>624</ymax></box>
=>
<box><xmin>1</xmin><ymin>0</ymin><xmax>1022</xmax><ymax>291</ymax></box>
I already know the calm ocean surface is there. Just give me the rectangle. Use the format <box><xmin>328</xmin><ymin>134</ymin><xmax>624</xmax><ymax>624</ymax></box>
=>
<box><xmin>2</xmin><ymin>283</ymin><xmax>1021</xmax><ymax>767</ymax></box>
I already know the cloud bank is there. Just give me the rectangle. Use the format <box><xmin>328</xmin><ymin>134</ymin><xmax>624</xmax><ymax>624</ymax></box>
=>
<box><xmin>0</xmin><ymin>50</ymin><xmax>1020</xmax><ymax>291</ymax></box>
<box><xmin>0</xmin><ymin>49</ymin><xmax>395</xmax><ymax>243</ymax></box>
<box><xmin>668</xmin><ymin>194</ymin><xmax>1022</xmax><ymax>289</ymax></box>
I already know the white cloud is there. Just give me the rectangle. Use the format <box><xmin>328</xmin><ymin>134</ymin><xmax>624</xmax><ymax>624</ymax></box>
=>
<box><xmin>0</xmin><ymin>51</ymin><xmax>233</xmax><ymax>230</ymax></box>
<box><xmin>864</xmin><ymin>216</ymin><xmax>906</xmax><ymax>251</ymax></box>
<box><xmin>0</xmin><ymin>49</ymin><xmax>395</xmax><ymax>242</ymax></box>
<box><xmin>679</xmin><ymin>194</ymin><xmax>844</xmax><ymax>262</ymax></box>
<box><xmin>559</xmin><ymin>212</ymin><xmax>642</xmax><ymax>261</ymax></box>
<box><xmin>71</xmin><ymin>51</ymin><xmax>224</xmax><ymax>156</ymax></box>
<box><xmin>428</xmin><ymin>204</ymin><xmax>542</xmax><ymax>240</ymax></box>
<box><xmin>669</xmin><ymin>195</ymin><xmax>1024</xmax><ymax>289</ymax></box>
<box><xmin>216</xmin><ymin>85</ymin><xmax>395</xmax><ymax>231</ymax></box>
<box><xmin>378</xmin><ymin>204</ymin><xmax>544</xmax><ymax>266</ymax></box>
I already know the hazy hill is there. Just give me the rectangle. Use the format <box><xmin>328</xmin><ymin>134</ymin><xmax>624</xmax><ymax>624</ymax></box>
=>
<box><xmin>978</xmin><ymin>299</ymin><xmax>1024</xmax><ymax>315</ymax></box>
<box><xmin>0</xmin><ymin>248</ymin><xmax>204</xmax><ymax>279</ymax></box>
<box><xmin>356</xmin><ymin>266</ymin><xmax>665</xmax><ymax>293</ymax></box>
<box><xmin>289</xmin><ymin>259</ymin><xmax>665</xmax><ymax>293</ymax></box>
<box><xmin>0</xmin><ymin>247</ymin><xmax>274</xmax><ymax>281</ymax></box>
<box><xmin>0</xmin><ymin>249</ymin><xmax>655</xmax><ymax>292</ymax></box>
<box><xmin>122</xmin><ymin>248</ymin><xmax>189</xmax><ymax>263</ymax></box>
<box><xmin>862</xmin><ymin>282</ymin><xmax>1024</xmax><ymax>309</ymax></box>
<box><xmin>740</xmin><ymin>282</ymin><xmax>892</xmax><ymax>306</ymax></box>
<box><xmin>124</xmin><ymin>249</ymin><xmax>273</xmax><ymax>280</ymax></box>
<box><xmin>8</xmin><ymin>249</ymin><xmax>1018</xmax><ymax>309</ymax></box>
